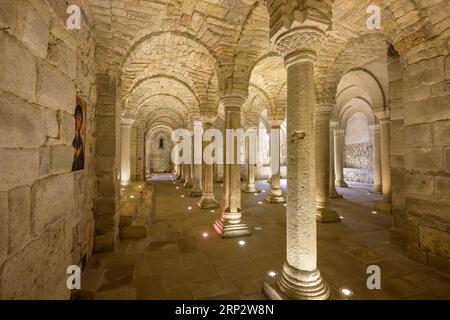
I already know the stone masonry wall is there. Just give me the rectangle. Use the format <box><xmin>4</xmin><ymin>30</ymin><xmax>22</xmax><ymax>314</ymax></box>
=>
<box><xmin>0</xmin><ymin>0</ymin><xmax>97</xmax><ymax>298</ymax></box>
<box><xmin>344</xmin><ymin>142</ymin><xmax>373</xmax><ymax>183</ymax></box>
<box><xmin>391</xmin><ymin>34</ymin><xmax>450</xmax><ymax>273</ymax></box>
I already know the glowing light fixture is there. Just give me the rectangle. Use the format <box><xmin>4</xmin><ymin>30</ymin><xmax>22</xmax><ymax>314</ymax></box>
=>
<box><xmin>372</xmin><ymin>210</ymin><xmax>377</xmax><ymax>214</ymax></box>
<box><xmin>268</xmin><ymin>271</ymin><xmax>277</xmax><ymax>277</ymax></box>
<box><xmin>188</xmin><ymin>206</ymin><xmax>192</xmax><ymax>210</ymax></box>
<box><xmin>176</xmin><ymin>186</ymin><xmax>179</xmax><ymax>190</ymax></box>
<box><xmin>283</xmin><ymin>203</ymin><xmax>287</xmax><ymax>207</ymax></box>
<box><xmin>210</xmin><ymin>210</ymin><xmax>215</xmax><ymax>213</ymax></box>
<box><xmin>254</xmin><ymin>226</ymin><xmax>262</xmax><ymax>231</ymax></box>
<box><xmin>181</xmin><ymin>195</ymin><xmax>185</xmax><ymax>198</ymax></box>
<box><xmin>130</xmin><ymin>195</ymin><xmax>135</xmax><ymax>199</ymax></box>
<box><xmin>238</xmin><ymin>240</ymin><xmax>246</xmax><ymax>246</ymax></box>
<box><xmin>339</xmin><ymin>287</ymin><xmax>353</xmax><ymax>297</ymax></box>
<box><xmin>258</xmin><ymin>201</ymin><xmax>263</xmax><ymax>204</ymax></box>
<box><xmin>340</xmin><ymin>216</ymin><xmax>344</xmax><ymax>219</ymax></box>
<box><xmin>202</xmin><ymin>232</ymin><xmax>208</xmax><ymax>238</ymax></box>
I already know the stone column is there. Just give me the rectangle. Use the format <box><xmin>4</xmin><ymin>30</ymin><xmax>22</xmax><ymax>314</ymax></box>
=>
<box><xmin>243</xmin><ymin>127</ymin><xmax>260</xmax><ymax>193</ymax></box>
<box><xmin>198</xmin><ymin>119</ymin><xmax>220</xmax><ymax>208</ymax></box>
<box><xmin>334</xmin><ymin>129</ymin><xmax>348</xmax><ymax>187</ymax></box>
<box><xmin>180</xmin><ymin>162</ymin><xmax>185</xmax><ymax>183</ymax></box>
<box><xmin>370</xmin><ymin>125</ymin><xmax>382</xmax><ymax>193</ymax></box>
<box><xmin>190</xmin><ymin>122</ymin><xmax>203</xmax><ymax>197</ymax></box>
<box><xmin>183</xmin><ymin>164</ymin><xmax>192</xmax><ymax>188</ymax></box>
<box><xmin>329</xmin><ymin>122</ymin><xmax>343</xmax><ymax>198</ymax></box>
<box><xmin>375</xmin><ymin>118</ymin><xmax>392</xmax><ymax>212</ymax></box>
<box><xmin>214</xmin><ymin>96</ymin><xmax>251</xmax><ymax>238</ymax></box>
<box><xmin>263</xmin><ymin>24</ymin><xmax>330</xmax><ymax>300</ymax></box>
<box><xmin>316</xmin><ymin>110</ymin><xmax>340</xmax><ymax>222</ymax></box>
<box><xmin>120</xmin><ymin>120</ymin><xmax>133</xmax><ymax>186</ymax></box>
<box><xmin>265</xmin><ymin>122</ymin><xmax>286</xmax><ymax>203</ymax></box>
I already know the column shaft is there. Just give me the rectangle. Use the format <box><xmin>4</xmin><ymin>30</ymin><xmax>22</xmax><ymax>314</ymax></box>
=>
<box><xmin>120</xmin><ymin>124</ymin><xmax>132</xmax><ymax>186</ymax></box>
<box><xmin>329</xmin><ymin>123</ymin><xmax>342</xmax><ymax>198</ymax></box>
<box><xmin>316</xmin><ymin>112</ymin><xmax>340</xmax><ymax>222</ymax></box>
<box><xmin>265</xmin><ymin>125</ymin><xmax>286</xmax><ymax>203</ymax></box>
<box><xmin>334</xmin><ymin>131</ymin><xmax>348</xmax><ymax>187</ymax></box>
<box><xmin>198</xmin><ymin>122</ymin><xmax>219</xmax><ymax>208</ymax></box>
<box><xmin>375</xmin><ymin>119</ymin><xmax>392</xmax><ymax>212</ymax></box>
<box><xmin>242</xmin><ymin>128</ymin><xmax>260</xmax><ymax>193</ymax></box>
<box><xmin>371</xmin><ymin>126</ymin><xmax>382</xmax><ymax>193</ymax></box>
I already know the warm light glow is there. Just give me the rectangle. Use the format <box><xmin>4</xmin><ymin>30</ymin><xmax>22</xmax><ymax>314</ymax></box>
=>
<box><xmin>258</xmin><ymin>201</ymin><xmax>262</xmax><ymax>204</ymax></box>
<box><xmin>283</xmin><ymin>203</ymin><xmax>287</xmax><ymax>207</ymax></box>
<box><xmin>139</xmin><ymin>185</ymin><xmax>142</xmax><ymax>188</ymax></box>
<box><xmin>262</xmin><ymin>190</ymin><xmax>266</xmax><ymax>193</ymax></box>
<box><xmin>254</xmin><ymin>226</ymin><xmax>262</xmax><ymax>231</ymax></box>
<box><xmin>340</xmin><ymin>216</ymin><xmax>344</xmax><ymax>219</ymax></box>
<box><xmin>238</xmin><ymin>240</ymin><xmax>246</xmax><ymax>246</ymax></box>
<box><xmin>268</xmin><ymin>271</ymin><xmax>277</xmax><ymax>277</ymax></box>
<box><xmin>176</xmin><ymin>186</ymin><xmax>179</xmax><ymax>190</ymax></box>
<box><xmin>254</xmin><ymin>193</ymin><xmax>258</xmax><ymax>196</ymax></box>
<box><xmin>188</xmin><ymin>206</ymin><xmax>192</xmax><ymax>210</ymax></box>
<box><xmin>130</xmin><ymin>195</ymin><xmax>135</xmax><ymax>199</ymax></box>
<box><xmin>202</xmin><ymin>232</ymin><xmax>208</xmax><ymax>238</ymax></box>
<box><xmin>210</xmin><ymin>210</ymin><xmax>215</xmax><ymax>213</ymax></box>
<box><xmin>121</xmin><ymin>188</ymin><xmax>125</xmax><ymax>191</ymax></box>
<box><xmin>181</xmin><ymin>195</ymin><xmax>185</xmax><ymax>198</ymax></box>
<box><xmin>372</xmin><ymin>210</ymin><xmax>377</xmax><ymax>214</ymax></box>
<box><xmin>339</xmin><ymin>287</ymin><xmax>353</xmax><ymax>297</ymax></box>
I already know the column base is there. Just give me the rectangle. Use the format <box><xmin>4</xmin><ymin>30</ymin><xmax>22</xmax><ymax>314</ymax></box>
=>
<box><xmin>262</xmin><ymin>263</ymin><xmax>330</xmax><ymax>300</ymax></box>
<box><xmin>242</xmin><ymin>184</ymin><xmax>261</xmax><ymax>193</ymax></box>
<box><xmin>316</xmin><ymin>207</ymin><xmax>341</xmax><ymax>223</ymax></box>
<box><xmin>374</xmin><ymin>201</ymin><xmax>392</xmax><ymax>213</ymax></box>
<box><xmin>197</xmin><ymin>196</ymin><xmax>220</xmax><ymax>209</ymax></box>
<box><xmin>183</xmin><ymin>181</ymin><xmax>193</xmax><ymax>188</ymax></box>
<box><xmin>213</xmin><ymin>219</ymin><xmax>251</xmax><ymax>238</ymax></box>
<box><xmin>265</xmin><ymin>194</ymin><xmax>286</xmax><ymax>203</ymax></box>
<box><xmin>189</xmin><ymin>190</ymin><xmax>202</xmax><ymax>197</ymax></box>
<box><xmin>335</xmin><ymin>180</ymin><xmax>348</xmax><ymax>187</ymax></box>
<box><xmin>120</xmin><ymin>180</ymin><xmax>130</xmax><ymax>186</ymax></box>
<box><xmin>372</xmin><ymin>185</ymin><xmax>382</xmax><ymax>193</ymax></box>
<box><xmin>329</xmin><ymin>191</ymin><xmax>343</xmax><ymax>199</ymax></box>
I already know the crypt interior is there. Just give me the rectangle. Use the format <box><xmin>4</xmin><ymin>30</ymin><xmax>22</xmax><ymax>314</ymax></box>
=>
<box><xmin>0</xmin><ymin>0</ymin><xmax>449</xmax><ymax>300</ymax></box>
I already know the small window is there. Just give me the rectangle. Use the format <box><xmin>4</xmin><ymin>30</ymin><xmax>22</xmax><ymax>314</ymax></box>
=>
<box><xmin>159</xmin><ymin>138</ymin><xmax>164</xmax><ymax>149</ymax></box>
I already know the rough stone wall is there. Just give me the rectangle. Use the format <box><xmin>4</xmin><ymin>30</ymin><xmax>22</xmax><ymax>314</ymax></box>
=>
<box><xmin>391</xmin><ymin>36</ymin><xmax>450</xmax><ymax>273</ymax></box>
<box><xmin>130</xmin><ymin>124</ymin><xmax>145</xmax><ymax>181</ymax></box>
<box><xmin>148</xmin><ymin>132</ymin><xmax>173</xmax><ymax>173</ymax></box>
<box><xmin>0</xmin><ymin>0</ymin><xmax>97</xmax><ymax>298</ymax></box>
<box><xmin>344</xmin><ymin>143</ymin><xmax>373</xmax><ymax>183</ymax></box>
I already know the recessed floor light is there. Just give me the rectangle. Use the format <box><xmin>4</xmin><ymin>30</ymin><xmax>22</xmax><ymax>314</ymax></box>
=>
<box><xmin>121</xmin><ymin>188</ymin><xmax>125</xmax><ymax>191</ymax></box>
<box><xmin>238</xmin><ymin>240</ymin><xmax>246</xmax><ymax>246</ymax></box>
<box><xmin>258</xmin><ymin>201</ymin><xmax>263</xmax><ymax>204</ymax></box>
<box><xmin>268</xmin><ymin>271</ymin><xmax>277</xmax><ymax>277</ymax></box>
<box><xmin>372</xmin><ymin>210</ymin><xmax>377</xmax><ymax>214</ymax></box>
<box><xmin>181</xmin><ymin>195</ymin><xmax>185</xmax><ymax>198</ymax></box>
<box><xmin>254</xmin><ymin>193</ymin><xmax>258</xmax><ymax>196</ymax></box>
<box><xmin>130</xmin><ymin>195</ymin><xmax>135</xmax><ymax>199</ymax></box>
<box><xmin>202</xmin><ymin>232</ymin><xmax>208</xmax><ymax>238</ymax></box>
<box><xmin>254</xmin><ymin>226</ymin><xmax>262</xmax><ymax>231</ymax></box>
<box><xmin>176</xmin><ymin>186</ymin><xmax>179</xmax><ymax>189</ymax></box>
<box><xmin>283</xmin><ymin>203</ymin><xmax>287</xmax><ymax>207</ymax></box>
<box><xmin>339</xmin><ymin>287</ymin><xmax>353</xmax><ymax>297</ymax></box>
<box><xmin>210</xmin><ymin>210</ymin><xmax>215</xmax><ymax>213</ymax></box>
<box><xmin>262</xmin><ymin>190</ymin><xmax>266</xmax><ymax>193</ymax></box>
<box><xmin>340</xmin><ymin>216</ymin><xmax>344</xmax><ymax>219</ymax></box>
<box><xmin>188</xmin><ymin>206</ymin><xmax>192</xmax><ymax>210</ymax></box>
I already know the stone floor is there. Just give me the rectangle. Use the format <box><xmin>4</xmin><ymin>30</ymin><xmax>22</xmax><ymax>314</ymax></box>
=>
<box><xmin>78</xmin><ymin>175</ymin><xmax>450</xmax><ymax>300</ymax></box>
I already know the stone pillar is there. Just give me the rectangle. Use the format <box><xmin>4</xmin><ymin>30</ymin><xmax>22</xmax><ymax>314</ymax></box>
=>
<box><xmin>316</xmin><ymin>110</ymin><xmax>340</xmax><ymax>222</ymax></box>
<box><xmin>265</xmin><ymin>122</ymin><xmax>286</xmax><ymax>203</ymax></box>
<box><xmin>183</xmin><ymin>164</ymin><xmax>192</xmax><ymax>188</ymax></box>
<box><xmin>329</xmin><ymin>122</ymin><xmax>343</xmax><ymax>198</ymax></box>
<box><xmin>214</xmin><ymin>96</ymin><xmax>251</xmax><ymax>238</ymax></box>
<box><xmin>370</xmin><ymin>125</ymin><xmax>382</xmax><ymax>193</ymax></box>
<box><xmin>180</xmin><ymin>163</ymin><xmax>185</xmax><ymax>183</ymax></box>
<box><xmin>375</xmin><ymin>118</ymin><xmax>392</xmax><ymax>212</ymax></box>
<box><xmin>334</xmin><ymin>129</ymin><xmax>348</xmax><ymax>187</ymax></box>
<box><xmin>190</xmin><ymin>122</ymin><xmax>203</xmax><ymax>197</ymax></box>
<box><xmin>263</xmin><ymin>24</ymin><xmax>330</xmax><ymax>300</ymax></box>
<box><xmin>243</xmin><ymin>127</ymin><xmax>260</xmax><ymax>193</ymax></box>
<box><xmin>120</xmin><ymin>120</ymin><xmax>133</xmax><ymax>186</ymax></box>
<box><xmin>198</xmin><ymin>119</ymin><xmax>220</xmax><ymax>208</ymax></box>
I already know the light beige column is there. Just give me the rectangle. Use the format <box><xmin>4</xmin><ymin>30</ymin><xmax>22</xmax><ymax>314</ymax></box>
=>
<box><xmin>265</xmin><ymin>122</ymin><xmax>286</xmax><ymax>203</ymax></box>
<box><xmin>375</xmin><ymin>118</ymin><xmax>392</xmax><ymax>212</ymax></box>
<box><xmin>334</xmin><ymin>129</ymin><xmax>348</xmax><ymax>187</ymax></box>
<box><xmin>190</xmin><ymin>122</ymin><xmax>203</xmax><ymax>197</ymax></box>
<box><xmin>242</xmin><ymin>127</ymin><xmax>260</xmax><ymax>193</ymax></box>
<box><xmin>329</xmin><ymin>122</ymin><xmax>343</xmax><ymax>198</ymax></box>
<box><xmin>120</xmin><ymin>119</ymin><xmax>134</xmax><ymax>186</ymax></box>
<box><xmin>370</xmin><ymin>125</ymin><xmax>382</xmax><ymax>193</ymax></box>
<box><xmin>316</xmin><ymin>110</ymin><xmax>340</xmax><ymax>222</ymax></box>
<box><xmin>214</xmin><ymin>96</ymin><xmax>251</xmax><ymax>238</ymax></box>
<box><xmin>198</xmin><ymin>119</ymin><xmax>220</xmax><ymax>208</ymax></box>
<box><xmin>183</xmin><ymin>163</ymin><xmax>192</xmax><ymax>188</ymax></box>
<box><xmin>263</xmin><ymin>24</ymin><xmax>330</xmax><ymax>300</ymax></box>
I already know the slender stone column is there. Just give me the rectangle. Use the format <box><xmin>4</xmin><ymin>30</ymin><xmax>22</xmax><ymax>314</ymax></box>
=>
<box><xmin>198</xmin><ymin>119</ymin><xmax>220</xmax><ymax>208</ymax></box>
<box><xmin>375</xmin><ymin>118</ymin><xmax>391</xmax><ymax>212</ymax></box>
<box><xmin>315</xmin><ymin>110</ymin><xmax>340</xmax><ymax>223</ymax></box>
<box><xmin>190</xmin><ymin>122</ymin><xmax>203</xmax><ymax>197</ymax></box>
<box><xmin>120</xmin><ymin>120</ymin><xmax>134</xmax><ymax>186</ymax></box>
<box><xmin>334</xmin><ymin>130</ymin><xmax>348</xmax><ymax>187</ymax></box>
<box><xmin>242</xmin><ymin>127</ymin><xmax>260</xmax><ymax>193</ymax></box>
<box><xmin>370</xmin><ymin>125</ymin><xmax>382</xmax><ymax>193</ymax></box>
<box><xmin>329</xmin><ymin>122</ymin><xmax>343</xmax><ymax>198</ymax></box>
<box><xmin>263</xmin><ymin>25</ymin><xmax>330</xmax><ymax>300</ymax></box>
<box><xmin>180</xmin><ymin>163</ymin><xmax>185</xmax><ymax>183</ymax></box>
<box><xmin>265</xmin><ymin>122</ymin><xmax>286</xmax><ymax>203</ymax></box>
<box><xmin>214</xmin><ymin>96</ymin><xmax>251</xmax><ymax>238</ymax></box>
<box><xmin>183</xmin><ymin>164</ymin><xmax>192</xmax><ymax>188</ymax></box>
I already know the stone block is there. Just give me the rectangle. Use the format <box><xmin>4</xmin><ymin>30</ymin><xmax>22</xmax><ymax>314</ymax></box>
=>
<box><xmin>49</xmin><ymin>145</ymin><xmax>73</xmax><ymax>174</ymax></box>
<box><xmin>432</xmin><ymin>120</ymin><xmax>450</xmax><ymax>146</ymax></box>
<box><xmin>95</xmin><ymin>214</ymin><xmax>117</xmax><ymax>235</ymax></box>
<box><xmin>38</xmin><ymin>146</ymin><xmax>50</xmax><ymax>177</ymax></box>
<box><xmin>95</xmin><ymin>155</ymin><xmax>116</xmax><ymax>175</ymax></box>
<box><xmin>96</xmin><ymin>116</ymin><xmax>117</xmax><ymax>136</ymax></box>
<box><xmin>428</xmin><ymin>253</ymin><xmax>450</xmax><ymax>274</ymax></box>
<box><xmin>404</xmin><ymin>96</ymin><xmax>450</xmax><ymax>125</ymax></box>
<box><xmin>0</xmin><ymin>219</ymin><xmax>70</xmax><ymax>299</ymax></box>
<box><xmin>445</xmin><ymin>147</ymin><xmax>450</xmax><ymax>172</ymax></box>
<box><xmin>94</xmin><ymin>233</ymin><xmax>116</xmax><ymax>253</ymax></box>
<box><xmin>404</xmin><ymin>56</ymin><xmax>445</xmax><ymax>88</ymax></box>
<box><xmin>405</xmin><ymin>173</ymin><xmax>434</xmax><ymax>196</ymax></box>
<box><xmin>31</xmin><ymin>174</ymin><xmax>74</xmax><ymax>234</ymax></box>
<box><xmin>404</xmin><ymin>146</ymin><xmax>443</xmax><ymax>172</ymax></box>
<box><xmin>96</xmin><ymin>135</ymin><xmax>116</xmax><ymax>156</ymax></box>
<box><xmin>404</xmin><ymin>123</ymin><xmax>432</xmax><ymax>147</ymax></box>
<box><xmin>93</xmin><ymin>197</ymin><xmax>116</xmax><ymax>216</ymax></box>
<box><xmin>16</xmin><ymin>2</ymin><xmax>49</xmax><ymax>58</ymax></box>
<box><xmin>36</xmin><ymin>60</ymin><xmax>76</xmax><ymax>112</ymax></box>
<box><xmin>0</xmin><ymin>92</ymin><xmax>46</xmax><ymax>148</ymax></box>
<box><xmin>435</xmin><ymin>176</ymin><xmax>450</xmax><ymax>200</ymax></box>
<box><xmin>0</xmin><ymin>148</ymin><xmax>39</xmax><ymax>192</ymax></box>
<box><xmin>60</xmin><ymin>111</ymin><xmax>76</xmax><ymax>145</ymax></box>
<box><xmin>419</xmin><ymin>225</ymin><xmax>450</xmax><ymax>258</ymax></box>
<box><xmin>46</xmin><ymin>110</ymin><xmax>60</xmax><ymax>139</ymax></box>
<box><xmin>47</xmin><ymin>39</ymin><xmax>77</xmax><ymax>79</ymax></box>
<box><xmin>0</xmin><ymin>192</ymin><xmax>8</xmax><ymax>261</ymax></box>
<box><xmin>8</xmin><ymin>186</ymin><xmax>31</xmax><ymax>252</ymax></box>
<box><xmin>0</xmin><ymin>32</ymin><xmax>36</xmax><ymax>102</ymax></box>
<box><xmin>0</xmin><ymin>0</ymin><xmax>19</xmax><ymax>33</ymax></box>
